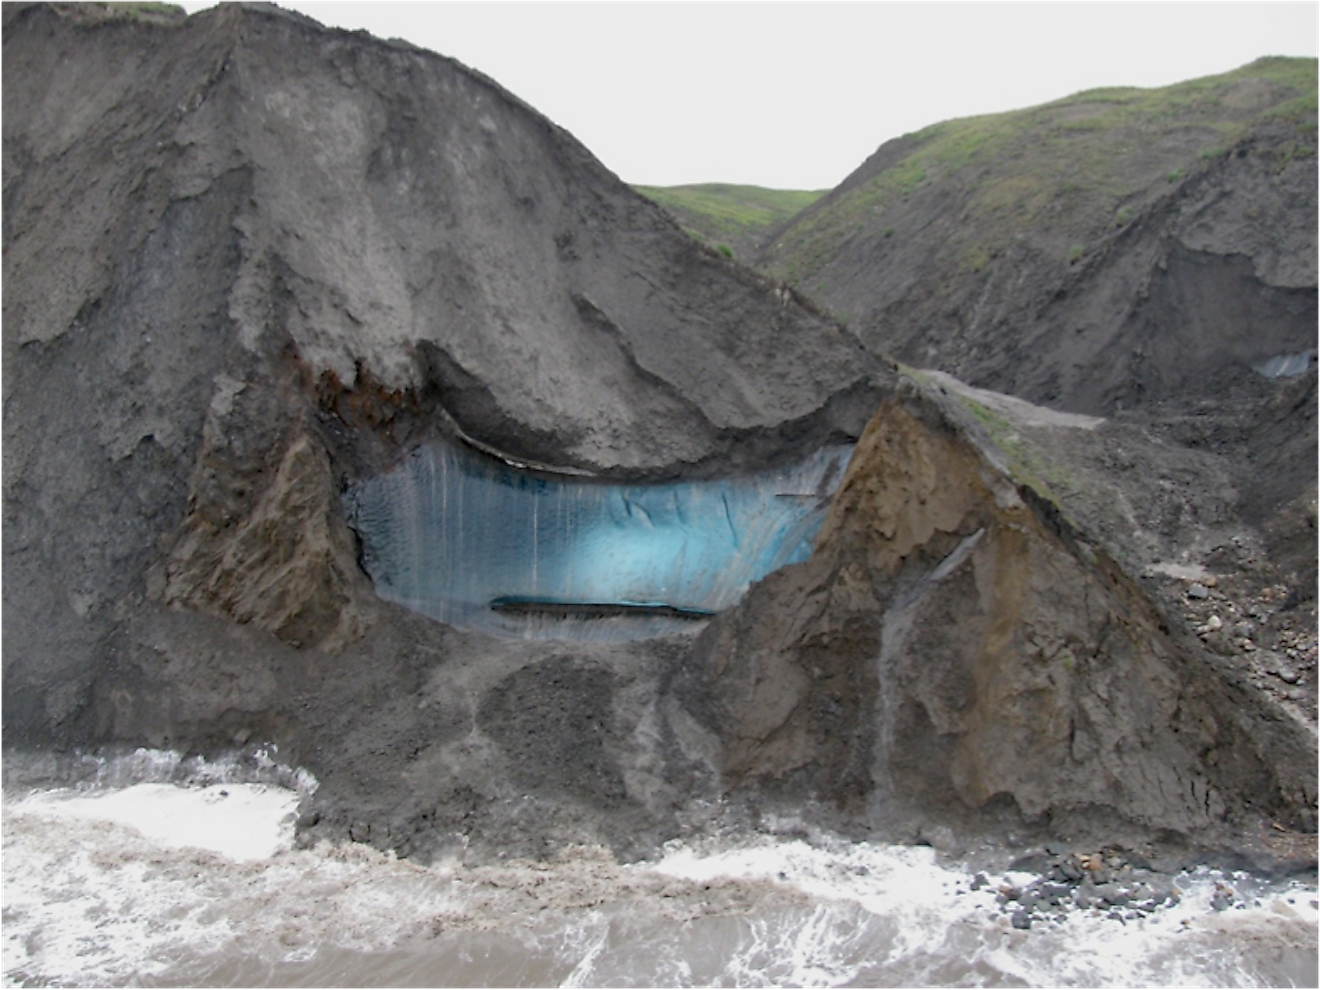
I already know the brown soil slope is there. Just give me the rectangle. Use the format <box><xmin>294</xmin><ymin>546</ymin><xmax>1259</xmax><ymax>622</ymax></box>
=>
<box><xmin>680</xmin><ymin>375</ymin><xmax>1316</xmax><ymax>859</ymax></box>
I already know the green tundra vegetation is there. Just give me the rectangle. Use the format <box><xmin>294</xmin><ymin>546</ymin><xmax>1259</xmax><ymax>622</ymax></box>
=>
<box><xmin>78</xmin><ymin>3</ymin><xmax>187</xmax><ymax>23</ymax></box>
<box><xmin>755</xmin><ymin>56</ymin><xmax>1316</xmax><ymax>287</ymax></box>
<box><xmin>632</xmin><ymin>183</ymin><xmax>827</xmax><ymax>257</ymax></box>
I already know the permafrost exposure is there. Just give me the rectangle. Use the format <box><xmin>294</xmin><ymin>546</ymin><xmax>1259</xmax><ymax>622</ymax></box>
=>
<box><xmin>3</xmin><ymin>14</ymin><xmax>1316</xmax><ymax>986</ymax></box>
<box><xmin>346</xmin><ymin>441</ymin><xmax>852</xmax><ymax>639</ymax></box>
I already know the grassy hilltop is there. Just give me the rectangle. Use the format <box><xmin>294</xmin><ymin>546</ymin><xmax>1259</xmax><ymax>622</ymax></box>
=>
<box><xmin>757</xmin><ymin>56</ymin><xmax>1316</xmax><ymax>296</ymax></box>
<box><xmin>632</xmin><ymin>183</ymin><xmax>826</xmax><ymax>259</ymax></box>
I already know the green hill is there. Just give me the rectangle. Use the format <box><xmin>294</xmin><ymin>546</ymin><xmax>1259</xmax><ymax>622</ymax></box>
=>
<box><xmin>632</xmin><ymin>183</ymin><xmax>826</xmax><ymax>258</ymax></box>
<box><xmin>762</xmin><ymin>57</ymin><xmax>1314</xmax><ymax>291</ymax></box>
<box><xmin>754</xmin><ymin>56</ymin><xmax>1316</xmax><ymax>417</ymax></box>
<box><xmin>760</xmin><ymin>58</ymin><xmax>1314</xmax><ymax>293</ymax></box>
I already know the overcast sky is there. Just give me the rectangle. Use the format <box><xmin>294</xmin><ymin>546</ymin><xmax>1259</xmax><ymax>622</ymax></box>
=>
<box><xmin>180</xmin><ymin>2</ymin><xmax>1319</xmax><ymax>190</ymax></box>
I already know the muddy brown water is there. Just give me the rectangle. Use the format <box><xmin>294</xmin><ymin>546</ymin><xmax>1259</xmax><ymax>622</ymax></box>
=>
<box><xmin>3</xmin><ymin>777</ymin><xmax>1317</xmax><ymax>988</ymax></box>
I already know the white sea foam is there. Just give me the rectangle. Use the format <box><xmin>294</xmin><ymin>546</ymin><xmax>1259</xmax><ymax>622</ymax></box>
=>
<box><xmin>4</xmin><ymin>777</ymin><xmax>1317</xmax><ymax>988</ymax></box>
<box><xmin>13</xmin><ymin>782</ymin><xmax>300</xmax><ymax>861</ymax></box>
<box><xmin>645</xmin><ymin>836</ymin><xmax>1319</xmax><ymax>988</ymax></box>
<box><xmin>3</xmin><ymin>788</ymin><xmax>457</xmax><ymax>987</ymax></box>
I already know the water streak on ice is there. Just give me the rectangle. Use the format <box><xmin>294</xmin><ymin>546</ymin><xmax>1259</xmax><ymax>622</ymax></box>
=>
<box><xmin>1254</xmin><ymin>350</ymin><xmax>1317</xmax><ymax>378</ymax></box>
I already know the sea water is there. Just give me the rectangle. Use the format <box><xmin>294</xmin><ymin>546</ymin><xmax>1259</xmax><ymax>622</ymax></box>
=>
<box><xmin>4</xmin><ymin>752</ymin><xmax>1316</xmax><ymax>988</ymax></box>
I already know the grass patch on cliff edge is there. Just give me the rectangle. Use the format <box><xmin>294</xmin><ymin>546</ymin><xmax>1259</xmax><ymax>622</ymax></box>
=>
<box><xmin>59</xmin><ymin>3</ymin><xmax>187</xmax><ymax>25</ymax></box>
<box><xmin>894</xmin><ymin>364</ymin><xmax>1079</xmax><ymax>513</ymax></box>
<box><xmin>955</xmin><ymin>395</ymin><xmax>1078</xmax><ymax>511</ymax></box>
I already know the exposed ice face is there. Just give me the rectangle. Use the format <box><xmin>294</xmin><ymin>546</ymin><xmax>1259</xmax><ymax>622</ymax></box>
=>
<box><xmin>1253</xmin><ymin>350</ymin><xmax>1317</xmax><ymax>378</ymax></box>
<box><xmin>345</xmin><ymin>442</ymin><xmax>852</xmax><ymax>639</ymax></box>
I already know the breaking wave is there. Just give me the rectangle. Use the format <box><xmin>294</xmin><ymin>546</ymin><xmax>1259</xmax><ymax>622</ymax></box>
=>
<box><xmin>3</xmin><ymin>753</ymin><xmax>1316</xmax><ymax>988</ymax></box>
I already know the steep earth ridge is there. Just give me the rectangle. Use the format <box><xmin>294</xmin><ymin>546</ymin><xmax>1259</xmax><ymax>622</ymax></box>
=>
<box><xmin>678</xmin><ymin>377</ymin><xmax>1316</xmax><ymax>859</ymax></box>
<box><xmin>3</xmin><ymin>0</ymin><xmax>880</xmax><ymax>740</ymax></box>
<box><xmin>3</xmin><ymin>5</ymin><xmax>1314</xmax><ymax>870</ymax></box>
<box><xmin>738</xmin><ymin>69</ymin><xmax>1319</xmax><ymax>848</ymax></box>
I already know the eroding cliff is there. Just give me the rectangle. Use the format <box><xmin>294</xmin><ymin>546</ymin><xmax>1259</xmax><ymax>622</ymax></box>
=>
<box><xmin>760</xmin><ymin>58</ymin><xmax>1318</xmax><ymax>421</ymax></box>
<box><xmin>3</xmin><ymin>2</ymin><xmax>880</xmax><ymax>757</ymax></box>
<box><xmin>681</xmin><ymin>382</ymin><xmax>1316</xmax><ymax>850</ymax></box>
<box><xmin>2</xmin><ymin>4</ymin><xmax>1313</xmax><ymax>870</ymax></box>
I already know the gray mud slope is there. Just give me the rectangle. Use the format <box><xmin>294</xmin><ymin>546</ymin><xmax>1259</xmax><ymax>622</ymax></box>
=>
<box><xmin>1</xmin><ymin>1</ymin><xmax>880</xmax><ymax>854</ymax></box>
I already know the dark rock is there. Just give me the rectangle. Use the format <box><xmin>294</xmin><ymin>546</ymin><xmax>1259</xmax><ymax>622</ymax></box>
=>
<box><xmin>1011</xmin><ymin>910</ymin><xmax>1033</xmax><ymax>930</ymax></box>
<box><xmin>1039</xmin><ymin>882</ymin><xmax>1072</xmax><ymax>902</ymax></box>
<box><xmin>1123</xmin><ymin>851</ymin><xmax>1153</xmax><ymax>872</ymax></box>
<box><xmin>1211</xmin><ymin>883</ymin><xmax>1236</xmax><ymax>911</ymax></box>
<box><xmin>1009</xmin><ymin>851</ymin><xmax>1055</xmax><ymax>874</ymax></box>
<box><xmin>1146</xmin><ymin>882</ymin><xmax>1176</xmax><ymax>906</ymax></box>
<box><xmin>1102</xmin><ymin>888</ymin><xmax>1131</xmax><ymax>908</ymax></box>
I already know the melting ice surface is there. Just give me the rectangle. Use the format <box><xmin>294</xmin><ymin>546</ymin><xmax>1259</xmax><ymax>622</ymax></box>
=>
<box><xmin>345</xmin><ymin>441</ymin><xmax>852</xmax><ymax>639</ymax></box>
<box><xmin>1254</xmin><ymin>350</ymin><xmax>1317</xmax><ymax>378</ymax></box>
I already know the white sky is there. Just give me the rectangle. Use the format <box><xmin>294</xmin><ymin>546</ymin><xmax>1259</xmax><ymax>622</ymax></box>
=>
<box><xmin>179</xmin><ymin>2</ymin><xmax>1319</xmax><ymax>189</ymax></box>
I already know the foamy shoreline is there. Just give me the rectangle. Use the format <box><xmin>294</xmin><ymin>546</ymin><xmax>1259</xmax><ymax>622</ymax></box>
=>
<box><xmin>4</xmin><ymin>774</ymin><xmax>1317</xmax><ymax>988</ymax></box>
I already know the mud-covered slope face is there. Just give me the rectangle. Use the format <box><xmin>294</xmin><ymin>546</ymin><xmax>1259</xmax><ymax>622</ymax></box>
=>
<box><xmin>4</xmin><ymin>2</ymin><xmax>881</xmax><ymax>478</ymax></box>
<box><xmin>677</xmin><ymin>386</ymin><xmax>1318</xmax><ymax>851</ymax></box>
<box><xmin>758</xmin><ymin>58</ymin><xmax>1317</xmax><ymax>418</ymax></box>
<box><xmin>210</xmin><ymin>6</ymin><xmax>880</xmax><ymax>477</ymax></box>
<box><xmin>1</xmin><ymin>3</ymin><xmax>883</xmax><ymax>754</ymax></box>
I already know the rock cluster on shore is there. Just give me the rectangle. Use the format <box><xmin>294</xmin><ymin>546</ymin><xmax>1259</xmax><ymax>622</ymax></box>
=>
<box><xmin>982</xmin><ymin>848</ymin><xmax>1187</xmax><ymax>930</ymax></box>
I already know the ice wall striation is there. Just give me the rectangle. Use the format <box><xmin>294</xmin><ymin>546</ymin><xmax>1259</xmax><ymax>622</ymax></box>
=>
<box><xmin>346</xmin><ymin>442</ymin><xmax>853</xmax><ymax>639</ymax></box>
<box><xmin>1253</xmin><ymin>351</ymin><xmax>1317</xmax><ymax>379</ymax></box>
